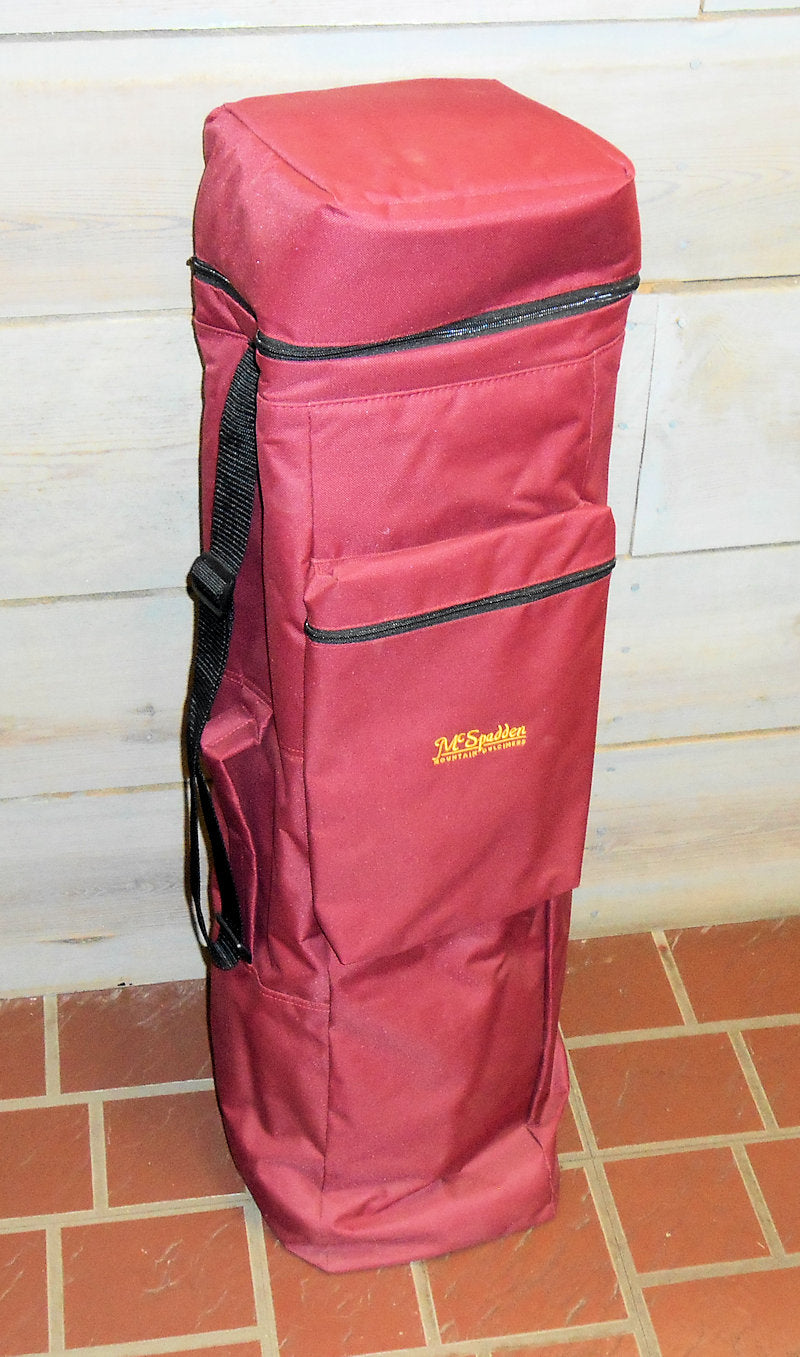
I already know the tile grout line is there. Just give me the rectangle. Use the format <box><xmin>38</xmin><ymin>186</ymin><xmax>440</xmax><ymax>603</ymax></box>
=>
<box><xmin>650</xmin><ymin>931</ymin><xmax>698</xmax><ymax>1026</ymax></box>
<box><xmin>582</xmin><ymin>1156</ymin><xmax>662</xmax><ymax>1357</ymax></box>
<box><xmin>730</xmin><ymin>1141</ymin><xmax>786</xmax><ymax>1258</ymax></box>
<box><xmin>565</xmin><ymin>1055</ymin><xmax>601</xmax><ymax>1163</ymax></box>
<box><xmin>43</xmin><ymin>993</ymin><xmax>61</xmax><ymax>1099</ymax></box>
<box><xmin>46</xmin><ymin>1220</ymin><xmax>66</xmax><ymax>1353</ymax></box>
<box><xmin>593</xmin><ymin>1124</ymin><xmax>800</xmax><ymax>1160</ymax></box>
<box><xmin>242</xmin><ymin>1196</ymin><xmax>281</xmax><ymax>1357</ymax></box>
<box><xmin>87</xmin><ymin>1097</ymin><xmax>110</xmax><ymax>1211</ymax></box>
<box><xmin>489</xmin><ymin>1330</ymin><xmax>640</xmax><ymax>1354</ymax></box>
<box><xmin>353</xmin><ymin>1323</ymin><xmax>639</xmax><ymax>1357</ymax></box>
<box><xmin>728</xmin><ymin>1030</ymin><xmax>780</xmax><ymax>1132</ymax></box>
<box><xmin>410</xmin><ymin>1260</ymin><xmax>442</xmax><ymax>1346</ymax></box>
<box><xmin>639</xmin><ymin>1249</ymin><xmax>800</xmax><ymax>1289</ymax></box>
<box><xmin>0</xmin><ymin>1077</ymin><xmax>217</xmax><ymax>1113</ymax></box>
<box><xmin>565</xmin><ymin>1011</ymin><xmax>800</xmax><ymax>1049</ymax></box>
<box><xmin>44</xmin><ymin>997</ymin><xmax>67</xmax><ymax>1354</ymax></box>
<box><xmin>29</xmin><ymin>1329</ymin><xmax>263</xmax><ymax>1357</ymax></box>
<box><xmin>565</xmin><ymin>1049</ymin><xmax>662</xmax><ymax>1357</ymax></box>
<box><xmin>0</xmin><ymin>1191</ymin><xmax>252</xmax><ymax>1235</ymax></box>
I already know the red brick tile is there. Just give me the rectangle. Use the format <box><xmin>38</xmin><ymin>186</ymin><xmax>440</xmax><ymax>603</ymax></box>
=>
<box><xmin>645</xmin><ymin>1267</ymin><xmax>800</xmax><ymax>1356</ymax></box>
<box><xmin>105</xmin><ymin>1090</ymin><xmax>243</xmax><ymax>1206</ymax></box>
<box><xmin>265</xmin><ymin>1230</ymin><xmax>424</xmax><ymax>1357</ymax></box>
<box><xmin>666</xmin><ymin>917</ymin><xmax>800</xmax><ymax>1021</ymax></box>
<box><xmin>58</xmin><ymin>980</ymin><xmax>212</xmax><ymax>1091</ymax></box>
<box><xmin>746</xmin><ymin>1137</ymin><xmax>800</xmax><ymax>1252</ymax></box>
<box><xmin>558</xmin><ymin>1099</ymin><xmax>584</xmax><ymax>1155</ymax></box>
<box><xmin>0</xmin><ymin>998</ymin><xmax>46</xmax><ymax>1100</ymax></box>
<box><xmin>743</xmin><ymin>1024</ymin><xmax>800</xmax><ymax>1127</ymax></box>
<box><xmin>494</xmin><ymin>1341</ymin><xmax>640</xmax><ymax>1357</ymax></box>
<box><xmin>62</xmin><ymin>1207</ymin><xmax>255</xmax><ymax>1346</ymax></box>
<box><xmin>0</xmin><ymin>1231</ymin><xmax>48</xmax><ymax>1357</ymax></box>
<box><xmin>605</xmin><ymin>1147</ymin><xmax>767</xmax><ymax>1272</ymax></box>
<box><xmin>0</xmin><ymin>1105</ymin><xmax>93</xmax><ymax>1217</ymax></box>
<box><xmin>427</xmin><ymin>1168</ymin><xmax>625</xmax><ymax>1342</ymax></box>
<box><xmin>561</xmin><ymin>934</ymin><xmax>683</xmax><ymax>1038</ymax></box>
<box><xmin>570</xmin><ymin>1033</ymin><xmax>762</xmax><ymax>1149</ymax></box>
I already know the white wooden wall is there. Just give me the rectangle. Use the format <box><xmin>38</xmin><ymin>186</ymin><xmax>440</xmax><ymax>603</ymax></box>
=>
<box><xmin>1</xmin><ymin>4</ymin><xmax>798</xmax><ymax>992</ymax></box>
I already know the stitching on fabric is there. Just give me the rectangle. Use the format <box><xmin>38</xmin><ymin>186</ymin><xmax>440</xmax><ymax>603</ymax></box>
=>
<box><xmin>222</xmin><ymin>668</ymin><xmax>273</xmax><ymax>711</ymax></box>
<box><xmin>208</xmin><ymin>715</ymin><xmax>252</xmax><ymax>745</ymax></box>
<box><xmin>259</xmin><ymin>332</ymin><xmax>624</xmax><ymax>412</ymax></box>
<box><xmin>580</xmin><ymin>350</ymin><xmax>599</xmax><ymax>501</ymax></box>
<box><xmin>248</xmin><ymin>960</ymin><xmax>329</xmax><ymax>1014</ymax></box>
<box><xmin>226</xmin><ymin>106</ymin><xmax>333</xmax><ymax>196</ymax></box>
<box><xmin>525</xmin><ymin>900</ymin><xmax>560</xmax><ymax>1208</ymax></box>
<box><xmin>304</xmin><ymin>505</ymin><xmax>604</xmax><ymax>570</ymax></box>
<box><xmin>306</xmin><ymin>401</ymin><xmax>317</xmax><ymax>562</ymax></box>
<box><xmin>535</xmin><ymin>1123</ymin><xmax>559</xmax><ymax>1207</ymax></box>
<box><xmin>318</xmin><ymin>965</ymin><xmax>335</xmax><ymax>1236</ymax></box>
<box><xmin>354</xmin><ymin>171</ymin><xmax>622</xmax><ymax>207</ymax></box>
<box><xmin>280</xmin><ymin>355</ymin><xmax>586</xmax><ymax>411</ymax></box>
<box><xmin>194</xmin><ymin>318</ymin><xmax>253</xmax><ymax>341</ymax></box>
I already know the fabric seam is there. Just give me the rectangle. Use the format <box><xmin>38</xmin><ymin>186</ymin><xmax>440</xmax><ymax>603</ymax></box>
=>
<box><xmin>247</xmin><ymin>959</ymin><xmax>329</xmax><ymax>1014</ymax></box>
<box><xmin>260</xmin><ymin>332</ymin><xmax>624</xmax><ymax>411</ymax></box>
<box><xmin>581</xmin><ymin>350</ymin><xmax>599</xmax><ymax>502</ymax></box>
<box><xmin>305</xmin><ymin>504</ymin><xmax>609</xmax><ymax>571</ymax></box>
<box><xmin>194</xmin><ymin>316</ymin><xmax>255</xmax><ymax>342</ymax></box>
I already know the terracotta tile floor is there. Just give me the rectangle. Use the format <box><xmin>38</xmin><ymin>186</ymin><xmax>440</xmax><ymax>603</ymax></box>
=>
<box><xmin>1</xmin><ymin>917</ymin><xmax>799</xmax><ymax>1357</ymax></box>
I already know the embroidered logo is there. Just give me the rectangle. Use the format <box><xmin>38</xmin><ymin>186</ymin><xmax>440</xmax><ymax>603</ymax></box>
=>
<box><xmin>432</xmin><ymin>722</ymin><xmax>527</xmax><ymax>765</ymax></box>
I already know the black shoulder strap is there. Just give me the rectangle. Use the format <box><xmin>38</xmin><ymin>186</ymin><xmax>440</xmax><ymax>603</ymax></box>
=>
<box><xmin>185</xmin><ymin>343</ymin><xmax>260</xmax><ymax>969</ymax></box>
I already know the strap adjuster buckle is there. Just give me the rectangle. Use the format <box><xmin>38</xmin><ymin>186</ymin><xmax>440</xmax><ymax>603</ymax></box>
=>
<box><xmin>188</xmin><ymin>552</ymin><xmax>236</xmax><ymax>619</ymax></box>
<box><xmin>209</xmin><ymin>913</ymin><xmax>252</xmax><ymax>970</ymax></box>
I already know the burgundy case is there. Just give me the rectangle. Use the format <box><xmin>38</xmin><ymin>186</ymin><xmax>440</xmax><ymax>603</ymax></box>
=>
<box><xmin>185</xmin><ymin>78</ymin><xmax>640</xmax><ymax>1271</ymax></box>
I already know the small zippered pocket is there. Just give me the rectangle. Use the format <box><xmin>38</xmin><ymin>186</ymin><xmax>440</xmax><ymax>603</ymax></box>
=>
<box><xmin>305</xmin><ymin>558</ymin><xmax>614</xmax><ymax>646</ymax></box>
<box><xmin>302</xmin><ymin>502</ymin><xmax>615</xmax><ymax>965</ymax></box>
<box><xmin>191</xmin><ymin>255</ymin><xmax>639</xmax><ymax>360</ymax></box>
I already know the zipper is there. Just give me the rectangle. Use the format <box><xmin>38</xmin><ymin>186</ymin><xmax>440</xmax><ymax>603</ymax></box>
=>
<box><xmin>190</xmin><ymin>256</ymin><xmax>639</xmax><ymax>362</ymax></box>
<box><xmin>305</xmin><ymin>558</ymin><xmax>615</xmax><ymax>645</ymax></box>
<box><xmin>190</xmin><ymin>258</ymin><xmax>258</xmax><ymax>320</ymax></box>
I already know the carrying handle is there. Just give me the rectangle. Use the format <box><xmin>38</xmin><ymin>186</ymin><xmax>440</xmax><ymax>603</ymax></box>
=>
<box><xmin>185</xmin><ymin>343</ymin><xmax>260</xmax><ymax>969</ymax></box>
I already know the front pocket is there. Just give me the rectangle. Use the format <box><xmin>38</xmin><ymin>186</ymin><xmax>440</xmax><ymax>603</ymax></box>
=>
<box><xmin>303</xmin><ymin>502</ymin><xmax>614</xmax><ymax>964</ymax></box>
<box><xmin>200</xmin><ymin>678</ymin><xmax>275</xmax><ymax>964</ymax></box>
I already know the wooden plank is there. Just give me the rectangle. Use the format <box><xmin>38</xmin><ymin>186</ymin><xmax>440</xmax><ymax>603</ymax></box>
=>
<box><xmin>7</xmin><ymin>541</ymin><xmax>797</xmax><ymax>801</ymax></box>
<box><xmin>599</xmin><ymin>543</ymin><xmax>800</xmax><ymax>745</ymax></box>
<box><xmin>0</xmin><ymin>926</ymin><xmax>205</xmax><ymax>996</ymax></box>
<box><xmin>0</xmin><ymin>593</ymin><xmax>193</xmax><ymax>799</ymax></box>
<box><xmin>0</xmin><ymin>787</ymin><xmax>204</xmax><ymax>993</ymax></box>
<box><xmin>0</xmin><ymin>294</ymin><xmax>651</xmax><ymax>602</ymax></box>
<box><xmin>3</xmin><ymin>732</ymin><xmax>798</xmax><ymax>990</ymax></box>
<box><xmin>0</xmin><ymin>0</ymin><xmax>701</xmax><ymax>33</ymax></box>
<box><xmin>1</xmin><ymin>18</ymin><xmax>798</xmax><ymax>316</ymax></box>
<box><xmin>706</xmin><ymin>0</ymin><xmax>797</xmax><ymax>10</ymax></box>
<box><xmin>575</xmin><ymin>729</ymin><xmax>800</xmax><ymax>936</ymax></box>
<box><xmin>609</xmin><ymin>292</ymin><xmax>657</xmax><ymax>553</ymax></box>
<box><xmin>633</xmin><ymin>281</ymin><xmax>800</xmax><ymax>555</ymax></box>
<box><xmin>0</xmin><ymin>313</ymin><xmax>200</xmax><ymax>598</ymax></box>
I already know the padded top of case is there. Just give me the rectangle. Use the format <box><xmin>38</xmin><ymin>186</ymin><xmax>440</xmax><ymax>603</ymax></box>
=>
<box><xmin>194</xmin><ymin>79</ymin><xmax>640</xmax><ymax>347</ymax></box>
<box><xmin>229</xmin><ymin>79</ymin><xmax>632</xmax><ymax>209</ymax></box>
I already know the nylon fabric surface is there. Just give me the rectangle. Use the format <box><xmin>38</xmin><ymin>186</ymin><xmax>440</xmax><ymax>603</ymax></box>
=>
<box><xmin>187</xmin><ymin>76</ymin><xmax>640</xmax><ymax>1272</ymax></box>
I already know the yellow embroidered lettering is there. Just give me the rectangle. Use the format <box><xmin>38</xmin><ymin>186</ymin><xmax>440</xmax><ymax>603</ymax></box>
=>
<box><xmin>433</xmin><ymin>721</ymin><xmax>527</xmax><ymax>765</ymax></box>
